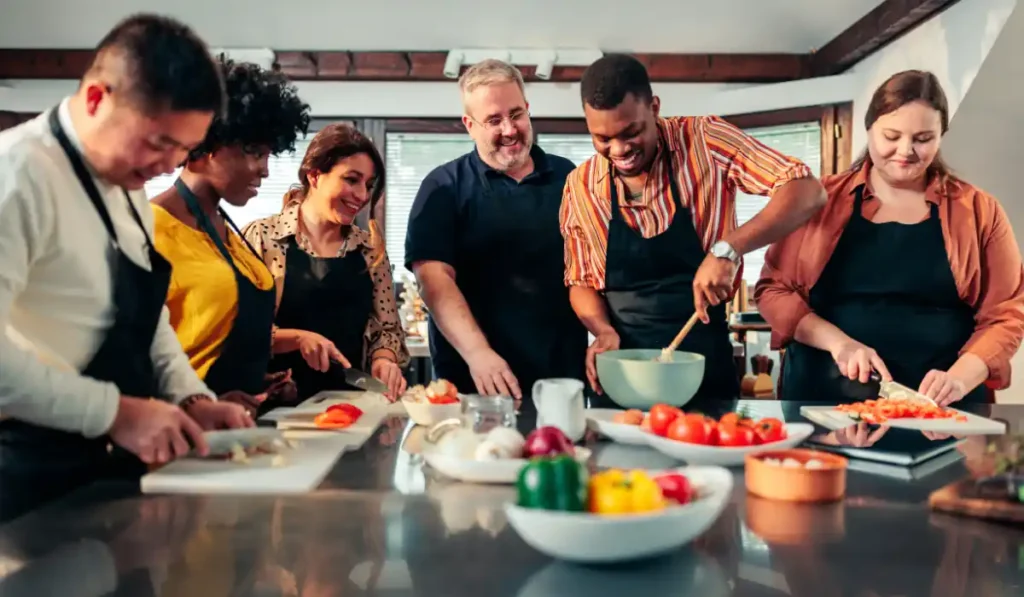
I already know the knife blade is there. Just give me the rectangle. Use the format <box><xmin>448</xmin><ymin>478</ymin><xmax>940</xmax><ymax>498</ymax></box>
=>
<box><xmin>869</xmin><ymin>372</ymin><xmax>937</xmax><ymax>405</ymax></box>
<box><xmin>344</xmin><ymin>367</ymin><xmax>390</xmax><ymax>394</ymax></box>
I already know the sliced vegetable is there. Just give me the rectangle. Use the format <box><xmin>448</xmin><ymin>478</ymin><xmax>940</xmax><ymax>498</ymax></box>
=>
<box><xmin>516</xmin><ymin>455</ymin><xmax>588</xmax><ymax>512</ymax></box>
<box><xmin>589</xmin><ymin>469</ymin><xmax>666</xmax><ymax>515</ymax></box>
<box><xmin>836</xmin><ymin>398</ymin><xmax>967</xmax><ymax>423</ymax></box>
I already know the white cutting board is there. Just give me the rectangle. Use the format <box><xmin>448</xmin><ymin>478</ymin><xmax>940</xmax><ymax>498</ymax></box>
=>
<box><xmin>260</xmin><ymin>391</ymin><xmax>400</xmax><ymax>449</ymax></box>
<box><xmin>800</xmin><ymin>405</ymin><xmax>1007</xmax><ymax>434</ymax></box>
<box><xmin>140</xmin><ymin>432</ymin><xmax>350</xmax><ymax>494</ymax></box>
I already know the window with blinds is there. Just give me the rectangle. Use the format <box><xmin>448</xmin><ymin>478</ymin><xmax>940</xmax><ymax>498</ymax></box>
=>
<box><xmin>384</xmin><ymin>133</ymin><xmax>476</xmax><ymax>278</ymax></box>
<box><xmin>382</xmin><ymin>122</ymin><xmax>821</xmax><ymax>285</ymax></box>
<box><xmin>143</xmin><ymin>136</ymin><xmax>313</xmax><ymax>228</ymax></box>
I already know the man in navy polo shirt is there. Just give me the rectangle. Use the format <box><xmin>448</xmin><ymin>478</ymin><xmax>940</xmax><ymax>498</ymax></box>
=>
<box><xmin>405</xmin><ymin>60</ymin><xmax>587</xmax><ymax>405</ymax></box>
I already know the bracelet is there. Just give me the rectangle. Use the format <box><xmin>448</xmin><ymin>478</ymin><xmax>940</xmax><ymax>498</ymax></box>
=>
<box><xmin>179</xmin><ymin>394</ymin><xmax>214</xmax><ymax>409</ymax></box>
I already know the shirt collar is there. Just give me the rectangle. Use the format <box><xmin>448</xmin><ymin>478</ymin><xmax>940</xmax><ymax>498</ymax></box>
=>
<box><xmin>269</xmin><ymin>200</ymin><xmax>373</xmax><ymax>249</ymax></box>
<box><xmin>471</xmin><ymin>143</ymin><xmax>552</xmax><ymax>179</ymax></box>
<box><xmin>595</xmin><ymin>118</ymin><xmax>671</xmax><ymax>183</ymax></box>
<box><xmin>849</xmin><ymin>159</ymin><xmax>953</xmax><ymax>205</ymax></box>
<box><xmin>56</xmin><ymin>96</ymin><xmax>109</xmax><ymax>186</ymax></box>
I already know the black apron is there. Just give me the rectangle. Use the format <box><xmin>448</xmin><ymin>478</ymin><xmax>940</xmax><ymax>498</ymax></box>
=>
<box><xmin>598</xmin><ymin>150</ymin><xmax>740</xmax><ymax>407</ymax></box>
<box><xmin>781</xmin><ymin>186</ymin><xmax>988</xmax><ymax>403</ymax></box>
<box><xmin>174</xmin><ymin>179</ymin><xmax>275</xmax><ymax>396</ymax></box>
<box><xmin>268</xmin><ymin>236</ymin><xmax>372</xmax><ymax>400</ymax></box>
<box><xmin>0</xmin><ymin>109</ymin><xmax>170</xmax><ymax>524</ymax></box>
<box><xmin>428</xmin><ymin>155</ymin><xmax>588</xmax><ymax>408</ymax></box>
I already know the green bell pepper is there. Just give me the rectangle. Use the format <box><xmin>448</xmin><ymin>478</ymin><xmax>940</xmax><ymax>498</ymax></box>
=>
<box><xmin>516</xmin><ymin>455</ymin><xmax>588</xmax><ymax>512</ymax></box>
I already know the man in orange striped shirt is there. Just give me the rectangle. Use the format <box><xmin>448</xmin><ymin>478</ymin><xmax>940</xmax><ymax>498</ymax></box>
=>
<box><xmin>561</xmin><ymin>54</ymin><xmax>827</xmax><ymax>402</ymax></box>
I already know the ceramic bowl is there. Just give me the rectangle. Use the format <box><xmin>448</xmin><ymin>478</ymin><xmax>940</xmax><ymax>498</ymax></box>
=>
<box><xmin>595</xmin><ymin>349</ymin><xmax>705</xmax><ymax>410</ymax></box>
<box><xmin>504</xmin><ymin>466</ymin><xmax>732</xmax><ymax>563</ymax></box>
<box><xmin>401</xmin><ymin>396</ymin><xmax>463</xmax><ymax>427</ymax></box>
<box><xmin>745</xmin><ymin>448</ymin><xmax>848</xmax><ymax>503</ymax></box>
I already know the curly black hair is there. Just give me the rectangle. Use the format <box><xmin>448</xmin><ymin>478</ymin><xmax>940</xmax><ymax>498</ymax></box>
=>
<box><xmin>187</xmin><ymin>57</ymin><xmax>311</xmax><ymax>162</ymax></box>
<box><xmin>580</xmin><ymin>54</ymin><xmax>654</xmax><ymax>110</ymax></box>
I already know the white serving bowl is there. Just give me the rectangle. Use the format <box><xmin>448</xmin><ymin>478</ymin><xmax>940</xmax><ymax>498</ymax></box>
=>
<box><xmin>504</xmin><ymin>466</ymin><xmax>733</xmax><ymax>563</ymax></box>
<box><xmin>401</xmin><ymin>395</ymin><xmax>463</xmax><ymax>427</ymax></box>
<box><xmin>643</xmin><ymin>423</ymin><xmax>815</xmax><ymax>466</ymax></box>
<box><xmin>586</xmin><ymin>408</ymin><xmax>648</xmax><ymax>445</ymax></box>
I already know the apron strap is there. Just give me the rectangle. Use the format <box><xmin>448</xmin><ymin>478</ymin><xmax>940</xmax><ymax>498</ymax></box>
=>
<box><xmin>174</xmin><ymin>178</ymin><xmax>264</xmax><ymax>266</ymax></box>
<box><xmin>47</xmin><ymin>108</ymin><xmax>153</xmax><ymax>250</ymax></box>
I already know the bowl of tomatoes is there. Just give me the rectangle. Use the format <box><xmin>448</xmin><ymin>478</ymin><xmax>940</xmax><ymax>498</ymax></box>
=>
<box><xmin>639</xmin><ymin>405</ymin><xmax>815</xmax><ymax>466</ymax></box>
<box><xmin>402</xmin><ymin>379</ymin><xmax>463</xmax><ymax>427</ymax></box>
<box><xmin>595</xmin><ymin>349</ymin><xmax>705</xmax><ymax>410</ymax></box>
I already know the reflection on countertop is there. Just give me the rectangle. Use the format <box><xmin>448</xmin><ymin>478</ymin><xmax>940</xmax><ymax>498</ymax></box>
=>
<box><xmin>0</xmin><ymin>402</ymin><xmax>1021</xmax><ymax>596</ymax></box>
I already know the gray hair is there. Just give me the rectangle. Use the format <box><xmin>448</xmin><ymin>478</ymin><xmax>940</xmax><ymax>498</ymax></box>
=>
<box><xmin>459</xmin><ymin>59</ymin><xmax>526</xmax><ymax>106</ymax></box>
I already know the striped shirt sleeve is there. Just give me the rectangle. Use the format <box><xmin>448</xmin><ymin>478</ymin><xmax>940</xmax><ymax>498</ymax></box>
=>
<box><xmin>560</xmin><ymin>164</ymin><xmax>607</xmax><ymax>290</ymax></box>
<box><xmin>701</xmin><ymin>115</ymin><xmax>813</xmax><ymax>196</ymax></box>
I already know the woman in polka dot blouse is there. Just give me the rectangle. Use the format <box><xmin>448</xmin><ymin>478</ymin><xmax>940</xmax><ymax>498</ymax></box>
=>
<box><xmin>242</xmin><ymin>124</ymin><xmax>410</xmax><ymax>401</ymax></box>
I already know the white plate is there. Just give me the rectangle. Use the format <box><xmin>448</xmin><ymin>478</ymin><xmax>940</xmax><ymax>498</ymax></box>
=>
<box><xmin>423</xmin><ymin>448</ymin><xmax>593</xmax><ymax>485</ymax></box>
<box><xmin>504</xmin><ymin>466</ymin><xmax>733</xmax><ymax>563</ymax></box>
<box><xmin>800</xmin><ymin>405</ymin><xmax>1007</xmax><ymax>434</ymax></box>
<box><xmin>643</xmin><ymin>423</ymin><xmax>815</xmax><ymax>466</ymax></box>
<box><xmin>586</xmin><ymin>408</ymin><xmax>648</xmax><ymax>445</ymax></box>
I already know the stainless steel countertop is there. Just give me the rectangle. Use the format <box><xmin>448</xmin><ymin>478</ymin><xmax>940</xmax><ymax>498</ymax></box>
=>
<box><xmin>1</xmin><ymin>400</ymin><xmax>1022</xmax><ymax>596</ymax></box>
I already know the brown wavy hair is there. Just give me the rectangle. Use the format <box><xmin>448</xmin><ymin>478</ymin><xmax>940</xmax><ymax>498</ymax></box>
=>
<box><xmin>850</xmin><ymin>70</ymin><xmax>957</xmax><ymax>191</ymax></box>
<box><xmin>283</xmin><ymin>123</ymin><xmax>387</xmax><ymax>266</ymax></box>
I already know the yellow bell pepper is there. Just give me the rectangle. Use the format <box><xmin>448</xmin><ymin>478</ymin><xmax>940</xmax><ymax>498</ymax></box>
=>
<box><xmin>588</xmin><ymin>469</ymin><xmax>666</xmax><ymax>515</ymax></box>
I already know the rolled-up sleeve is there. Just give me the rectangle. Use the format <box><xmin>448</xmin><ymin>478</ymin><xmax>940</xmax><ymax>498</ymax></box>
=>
<box><xmin>702</xmin><ymin>115</ymin><xmax>813</xmax><ymax>196</ymax></box>
<box><xmin>960</xmin><ymin>199</ymin><xmax>1024</xmax><ymax>389</ymax></box>
<box><xmin>754</xmin><ymin>225</ymin><xmax>813</xmax><ymax>349</ymax></box>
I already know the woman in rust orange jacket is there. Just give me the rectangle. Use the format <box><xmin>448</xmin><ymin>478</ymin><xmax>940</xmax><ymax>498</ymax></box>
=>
<box><xmin>756</xmin><ymin>70</ymin><xmax>1024</xmax><ymax>406</ymax></box>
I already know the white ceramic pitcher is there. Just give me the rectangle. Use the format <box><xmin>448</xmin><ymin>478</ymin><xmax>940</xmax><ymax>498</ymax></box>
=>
<box><xmin>531</xmin><ymin>378</ymin><xmax>587</xmax><ymax>442</ymax></box>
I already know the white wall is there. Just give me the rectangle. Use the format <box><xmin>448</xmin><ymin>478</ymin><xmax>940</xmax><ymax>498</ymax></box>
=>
<box><xmin>849</xmin><ymin>0</ymin><xmax>1017</xmax><ymax>153</ymax></box>
<box><xmin>0</xmin><ymin>76</ymin><xmax>862</xmax><ymax>119</ymax></box>
<box><xmin>940</xmin><ymin>1</ymin><xmax>1024</xmax><ymax>404</ymax></box>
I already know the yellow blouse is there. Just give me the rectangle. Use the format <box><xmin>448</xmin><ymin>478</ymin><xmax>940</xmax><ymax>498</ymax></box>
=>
<box><xmin>152</xmin><ymin>205</ymin><xmax>275</xmax><ymax>380</ymax></box>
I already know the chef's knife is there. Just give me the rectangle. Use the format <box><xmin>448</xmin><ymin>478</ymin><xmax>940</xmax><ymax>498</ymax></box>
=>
<box><xmin>869</xmin><ymin>371</ymin><xmax>937</xmax><ymax>405</ymax></box>
<box><xmin>344</xmin><ymin>367</ymin><xmax>390</xmax><ymax>394</ymax></box>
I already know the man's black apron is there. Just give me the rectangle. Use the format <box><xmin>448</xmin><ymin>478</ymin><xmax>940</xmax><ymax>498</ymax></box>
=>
<box><xmin>781</xmin><ymin>186</ymin><xmax>988</xmax><ymax>403</ymax></box>
<box><xmin>267</xmin><ymin>236</ymin><xmax>373</xmax><ymax>400</ymax></box>
<box><xmin>429</xmin><ymin>153</ymin><xmax>588</xmax><ymax>410</ymax></box>
<box><xmin>598</xmin><ymin>151</ymin><xmax>740</xmax><ymax>408</ymax></box>
<box><xmin>0</xmin><ymin>109</ymin><xmax>171</xmax><ymax>523</ymax></box>
<box><xmin>174</xmin><ymin>179</ymin><xmax>275</xmax><ymax>398</ymax></box>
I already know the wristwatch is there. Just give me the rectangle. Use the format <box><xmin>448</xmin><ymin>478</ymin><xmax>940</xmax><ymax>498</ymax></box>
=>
<box><xmin>709</xmin><ymin>241</ymin><xmax>740</xmax><ymax>264</ymax></box>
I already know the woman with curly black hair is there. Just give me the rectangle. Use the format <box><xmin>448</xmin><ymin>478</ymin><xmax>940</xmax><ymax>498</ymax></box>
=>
<box><xmin>150</xmin><ymin>57</ymin><xmax>311</xmax><ymax>414</ymax></box>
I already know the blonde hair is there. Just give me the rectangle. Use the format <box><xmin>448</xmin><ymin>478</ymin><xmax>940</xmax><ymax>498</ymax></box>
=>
<box><xmin>458</xmin><ymin>59</ymin><xmax>526</xmax><ymax>107</ymax></box>
<box><xmin>281</xmin><ymin>123</ymin><xmax>387</xmax><ymax>267</ymax></box>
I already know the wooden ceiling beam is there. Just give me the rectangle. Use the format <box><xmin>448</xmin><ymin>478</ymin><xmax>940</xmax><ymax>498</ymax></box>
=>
<box><xmin>0</xmin><ymin>49</ymin><xmax>808</xmax><ymax>83</ymax></box>
<box><xmin>810</xmin><ymin>0</ymin><xmax>963</xmax><ymax>76</ymax></box>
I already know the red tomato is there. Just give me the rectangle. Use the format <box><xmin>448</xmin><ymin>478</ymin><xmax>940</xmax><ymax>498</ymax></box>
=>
<box><xmin>654</xmin><ymin>473</ymin><xmax>694</xmax><ymax>505</ymax></box>
<box><xmin>666</xmin><ymin>414</ymin><xmax>710</xmax><ymax>445</ymax></box>
<box><xmin>719</xmin><ymin>412</ymin><xmax>741</xmax><ymax>428</ymax></box>
<box><xmin>701</xmin><ymin>416</ymin><xmax>720</xmax><ymax>446</ymax></box>
<box><xmin>754</xmin><ymin>418</ymin><xmax>786</xmax><ymax>444</ymax></box>
<box><xmin>649</xmin><ymin>404</ymin><xmax>683</xmax><ymax>437</ymax></box>
<box><xmin>428</xmin><ymin>395</ymin><xmax>459</xmax><ymax>405</ymax></box>
<box><xmin>717</xmin><ymin>423</ymin><xmax>756</xmax><ymax>447</ymax></box>
<box><xmin>315</xmin><ymin>410</ymin><xmax>355</xmax><ymax>429</ymax></box>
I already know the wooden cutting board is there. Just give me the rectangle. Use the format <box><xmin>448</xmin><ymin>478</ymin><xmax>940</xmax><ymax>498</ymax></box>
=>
<box><xmin>140</xmin><ymin>433</ymin><xmax>351</xmax><ymax>494</ymax></box>
<box><xmin>929</xmin><ymin>478</ymin><xmax>1024</xmax><ymax>523</ymax></box>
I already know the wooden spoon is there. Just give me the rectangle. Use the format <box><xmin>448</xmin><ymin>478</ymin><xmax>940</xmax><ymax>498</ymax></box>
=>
<box><xmin>657</xmin><ymin>312</ymin><xmax>701</xmax><ymax>362</ymax></box>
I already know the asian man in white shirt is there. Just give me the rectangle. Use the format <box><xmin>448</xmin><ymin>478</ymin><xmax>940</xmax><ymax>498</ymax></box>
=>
<box><xmin>0</xmin><ymin>13</ymin><xmax>252</xmax><ymax>522</ymax></box>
